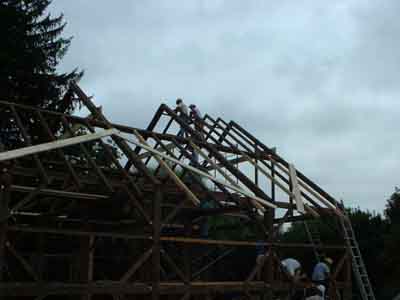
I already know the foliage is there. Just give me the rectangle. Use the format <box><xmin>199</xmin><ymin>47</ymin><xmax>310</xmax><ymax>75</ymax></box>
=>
<box><xmin>348</xmin><ymin>208</ymin><xmax>385</xmax><ymax>299</ymax></box>
<box><xmin>0</xmin><ymin>0</ymin><xmax>82</xmax><ymax>149</ymax></box>
<box><xmin>382</xmin><ymin>189</ymin><xmax>400</xmax><ymax>299</ymax></box>
<box><xmin>385</xmin><ymin>187</ymin><xmax>400</xmax><ymax>225</ymax></box>
<box><xmin>0</xmin><ymin>0</ymin><xmax>82</xmax><ymax>109</ymax></box>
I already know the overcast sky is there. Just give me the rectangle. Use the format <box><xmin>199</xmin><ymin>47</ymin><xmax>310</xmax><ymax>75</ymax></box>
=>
<box><xmin>52</xmin><ymin>1</ymin><xmax>400</xmax><ymax>213</ymax></box>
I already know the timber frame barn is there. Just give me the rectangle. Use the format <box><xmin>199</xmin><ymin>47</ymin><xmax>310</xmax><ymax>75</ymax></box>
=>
<box><xmin>0</xmin><ymin>83</ymin><xmax>359</xmax><ymax>300</ymax></box>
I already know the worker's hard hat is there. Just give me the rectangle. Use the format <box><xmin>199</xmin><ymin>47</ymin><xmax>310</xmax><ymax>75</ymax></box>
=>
<box><xmin>324</xmin><ymin>257</ymin><xmax>333</xmax><ymax>265</ymax></box>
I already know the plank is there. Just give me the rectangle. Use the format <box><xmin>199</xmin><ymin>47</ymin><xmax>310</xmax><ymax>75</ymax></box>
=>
<box><xmin>288</xmin><ymin>164</ymin><xmax>305</xmax><ymax>214</ymax></box>
<box><xmin>0</xmin><ymin>129</ymin><xmax>118</xmax><ymax>162</ymax></box>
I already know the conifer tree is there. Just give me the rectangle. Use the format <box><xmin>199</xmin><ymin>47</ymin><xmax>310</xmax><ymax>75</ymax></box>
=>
<box><xmin>0</xmin><ymin>0</ymin><xmax>82</xmax><ymax>110</ymax></box>
<box><xmin>0</xmin><ymin>0</ymin><xmax>82</xmax><ymax>148</ymax></box>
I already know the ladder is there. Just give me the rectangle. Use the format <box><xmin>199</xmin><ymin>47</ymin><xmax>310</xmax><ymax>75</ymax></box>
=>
<box><xmin>339</xmin><ymin>208</ymin><xmax>376</xmax><ymax>300</ymax></box>
<box><xmin>304</xmin><ymin>221</ymin><xmax>323</xmax><ymax>262</ymax></box>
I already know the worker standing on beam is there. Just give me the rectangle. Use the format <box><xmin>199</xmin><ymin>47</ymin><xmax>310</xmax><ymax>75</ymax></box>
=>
<box><xmin>189</xmin><ymin>104</ymin><xmax>203</xmax><ymax>137</ymax></box>
<box><xmin>175</xmin><ymin>98</ymin><xmax>190</xmax><ymax>138</ymax></box>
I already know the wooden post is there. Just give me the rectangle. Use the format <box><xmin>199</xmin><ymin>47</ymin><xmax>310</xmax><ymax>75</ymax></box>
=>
<box><xmin>254</xmin><ymin>146</ymin><xmax>259</xmax><ymax>186</ymax></box>
<box><xmin>264</xmin><ymin>210</ymin><xmax>274</xmax><ymax>300</ymax></box>
<box><xmin>265</xmin><ymin>157</ymin><xmax>276</xmax><ymax>300</ymax></box>
<box><xmin>37</xmin><ymin>233</ymin><xmax>45</xmax><ymax>281</ymax></box>
<box><xmin>0</xmin><ymin>221</ymin><xmax>5</xmax><ymax>283</ymax></box>
<box><xmin>183</xmin><ymin>218</ymin><xmax>192</xmax><ymax>283</ymax></box>
<box><xmin>0</xmin><ymin>166</ymin><xmax>10</xmax><ymax>283</ymax></box>
<box><xmin>80</xmin><ymin>225</ymin><xmax>94</xmax><ymax>300</ymax></box>
<box><xmin>343</xmin><ymin>253</ymin><xmax>352</xmax><ymax>300</ymax></box>
<box><xmin>0</xmin><ymin>216</ymin><xmax>5</xmax><ymax>300</ymax></box>
<box><xmin>152</xmin><ymin>184</ymin><xmax>162</xmax><ymax>300</ymax></box>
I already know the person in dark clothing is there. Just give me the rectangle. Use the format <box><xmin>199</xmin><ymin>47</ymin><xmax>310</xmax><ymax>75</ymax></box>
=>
<box><xmin>189</xmin><ymin>104</ymin><xmax>204</xmax><ymax>137</ymax></box>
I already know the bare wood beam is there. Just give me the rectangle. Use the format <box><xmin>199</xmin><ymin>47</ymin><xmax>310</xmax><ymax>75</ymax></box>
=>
<box><xmin>120</xmin><ymin>248</ymin><xmax>153</xmax><ymax>283</ymax></box>
<box><xmin>10</xmin><ymin>185</ymin><xmax>108</xmax><ymax>200</ymax></box>
<box><xmin>122</xmin><ymin>132</ymin><xmax>275</xmax><ymax>209</ymax></box>
<box><xmin>8</xmin><ymin>225</ymin><xmax>150</xmax><ymax>241</ymax></box>
<box><xmin>161</xmin><ymin>249</ymin><xmax>189</xmax><ymax>284</ymax></box>
<box><xmin>9</xmin><ymin>105</ymin><xmax>49</xmax><ymax>184</ymax></box>
<box><xmin>70</xmin><ymin>82</ymin><xmax>159</xmax><ymax>186</ymax></box>
<box><xmin>230</xmin><ymin>121</ymin><xmax>339</xmax><ymax>207</ymax></box>
<box><xmin>0</xmin><ymin>281</ymin><xmax>279</xmax><ymax>296</ymax></box>
<box><xmin>0</xmin><ymin>223</ymin><xmax>5</xmax><ymax>282</ymax></box>
<box><xmin>132</xmin><ymin>129</ymin><xmax>200</xmax><ymax>205</ymax></box>
<box><xmin>288</xmin><ymin>164</ymin><xmax>305</xmax><ymax>214</ymax></box>
<box><xmin>160</xmin><ymin>237</ymin><xmax>346</xmax><ymax>249</ymax></box>
<box><xmin>82</xmin><ymin>121</ymin><xmax>151</xmax><ymax>224</ymax></box>
<box><xmin>152</xmin><ymin>185</ymin><xmax>162</xmax><ymax>300</ymax></box>
<box><xmin>6</xmin><ymin>241</ymin><xmax>40</xmax><ymax>281</ymax></box>
<box><xmin>0</xmin><ymin>129</ymin><xmax>119</xmax><ymax>162</ymax></box>
<box><xmin>79</xmin><ymin>228</ymin><xmax>94</xmax><ymax>300</ymax></box>
<box><xmin>60</xmin><ymin>116</ymin><xmax>114</xmax><ymax>193</ymax></box>
<box><xmin>36</xmin><ymin>110</ymin><xmax>82</xmax><ymax>189</ymax></box>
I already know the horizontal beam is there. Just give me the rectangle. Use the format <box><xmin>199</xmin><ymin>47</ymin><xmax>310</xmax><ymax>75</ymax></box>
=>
<box><xmin>10</xmin><ymin>185</ymin><xmax>109</xmax><ymax>200</ymax></box>
<box><xmin>0</xmin><ymin>280</ymin><xmax>350</xmax><ymax>296</ymax></box>
<box><xmin>8</xmin><ymin>225</ymin><xmax>151</xmax><ymax>240</ymax></box>
<box><xmin>0</xmin><ymin>281</ymin><xmax>269</xmax><ymax>296</ymax></box>
<box><xmin>7</xmin><ymin>225</ymin><xmax>345</xmax><ymax>249</ymax></box>
<box><xmin>160</xmin><ymin>236</ymin><xmax>346</xmax><ymax>249</ymax></box>
<box><xmin>0</xmin><ymin>129</ymin><xmax>119</xmax><ymax>162</ymax></box>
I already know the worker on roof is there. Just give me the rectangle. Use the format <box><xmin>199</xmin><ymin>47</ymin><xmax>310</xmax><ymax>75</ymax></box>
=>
<box><xmin>175</xmin><ymin>98</ymin><xmax>190</xmax><ymax>138</ymax></box>
<box><xmin>189</xmin><ymin>104</ymin><xmax>204</xmax><ymax>138</ymax></box>
<box><xmin>312</xmin><ymin>257</ymin><xmax>333</xmax><ymax>289</ymax></box>
<box><xmin>281</xmin><ymin>257</ymin><xmax>304</xmax><ymax>280</ymax></box>
<box><xmin>189</xmin><ymin>104</ymin><xmax>201</xmax><ymax>118</ymax></box>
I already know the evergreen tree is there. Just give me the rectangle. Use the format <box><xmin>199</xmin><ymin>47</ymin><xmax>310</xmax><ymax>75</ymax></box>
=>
<box><xmin>385</xmin><ymin>187</ymin><xmax>400</xmax><ymax>225</ymax></box>
<box><xmin>0</xmin><ymin>0</ymin><xmax>82</xmax><ymax>148</ymax></box>
<box><xmin>0</xmin><ymin>0</ymin><xmax>82</xmax><ymax>110</ymax></box>
<box><xmin>383</xmin><ymin>188</ymin><xmax>400</xmax><ymax>299</ymax></box>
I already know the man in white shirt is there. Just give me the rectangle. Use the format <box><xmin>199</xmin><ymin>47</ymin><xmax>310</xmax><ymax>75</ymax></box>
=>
<box><xmin>281</xmin><ymin>257</ymin><xmax>302</xmax><ymax>278</ymax></box>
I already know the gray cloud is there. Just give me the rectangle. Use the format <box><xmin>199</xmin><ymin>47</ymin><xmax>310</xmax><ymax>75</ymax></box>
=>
<box><xmin>52</xmin><ymin>0</ymin><xmax>400</xmax><ymax>212</ymax></box>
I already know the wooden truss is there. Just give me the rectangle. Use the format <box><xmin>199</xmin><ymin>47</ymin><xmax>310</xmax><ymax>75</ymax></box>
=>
<box><xmin>0</xmin><ymin>82</ymin><xmax>353</xmax><ymax>299</ymax></box>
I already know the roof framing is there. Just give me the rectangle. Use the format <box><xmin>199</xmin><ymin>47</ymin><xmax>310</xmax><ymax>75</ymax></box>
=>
<box><xmin>0</xmin><ymin>82</ymin><xmax>352</xmax><ymax>300</ymax></box>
